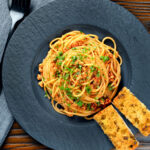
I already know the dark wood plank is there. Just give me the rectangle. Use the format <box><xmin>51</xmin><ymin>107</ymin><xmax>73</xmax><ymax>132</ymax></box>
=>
<box><xmin>1</xmin><ymin>1</ymin><xmax>150</xmax><ymax>150</ymax></box>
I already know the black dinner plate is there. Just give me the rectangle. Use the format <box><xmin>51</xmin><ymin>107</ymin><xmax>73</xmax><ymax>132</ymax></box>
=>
<box><xmin>2</xmin><ymin>0</ymin><xmax>150</xmax><ymax>150</ymax></box>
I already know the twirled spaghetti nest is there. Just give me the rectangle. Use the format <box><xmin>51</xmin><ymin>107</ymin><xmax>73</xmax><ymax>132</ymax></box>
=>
<box><xmin>37</xmin><ymin>31</ymin><xmax>122</xmax><ymax>119</ymax></box>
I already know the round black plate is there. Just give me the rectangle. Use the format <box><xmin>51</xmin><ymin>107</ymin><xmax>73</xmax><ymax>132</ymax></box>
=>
<box><xmin>2</xmin><ymin>0</ymin><xmax>150</xmax><ymax>150</ymax></box>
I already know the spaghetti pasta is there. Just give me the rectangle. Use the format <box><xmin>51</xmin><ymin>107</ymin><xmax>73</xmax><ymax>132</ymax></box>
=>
<box><xmin>37</xmin><ymin>31</ymin><xmax>122</xmax><ymax>119</ymax></box>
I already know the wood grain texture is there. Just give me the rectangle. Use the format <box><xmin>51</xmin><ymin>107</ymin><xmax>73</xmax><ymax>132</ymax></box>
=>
<box><xmin>1</xmin><ymin>0</ymin><xmax>150</xmax><ymax>150</ymax></box>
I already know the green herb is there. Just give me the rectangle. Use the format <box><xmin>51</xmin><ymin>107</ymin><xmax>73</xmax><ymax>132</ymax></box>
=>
<box><xmin>96</xmin><ymin>71</ymin><xmax>100</xmax><ymax>77</ymax></box>
<box><xmin>59</xmin><ymin>85</ymin><xmax>65</xmax><ymax>90</ymax></box>
<box><xmin>63</xmin><ymin>73</ymin><xmax>69</xmax><ymax>80</ymax></box>
<box><xmin>95</xmin><ymin>97</ymin><xmax>99</xmax><ymax>100</ymax></box>
<box><xmin>64</xmin><ymin>66</ymin><xmax>71</xmax><ymax>72</ymax></box>
<box><xmin>58</xmin><ymin>51</ymin><xmax>63</xmax><ymax>56</ymax></box>
<box><xmin>87</xmin><ymin>104</ymin><xmax>91</xmax><ymax>110</ymax></box>
<box><xmin>55</xmin><ymin>71</ymin><xmax>60</xmax><ymax>77</ymax></box>
<box><xmin>67</xmin><ymin>92</ymin><xmax>72</xmax><ymax>98</ymax></box>
<box><xmin>67</xmin><ymin>103</ymin><xmax>71</xmax><ymax>107</ymax></box>
<box><xmin>76</xmin><ymin>100</ymin><xmax>83</xmax><ymax>107</ymax></box>
<box><xmin>70</xmin><ymin>68</ymin><xmax>74</xmax><ymax>74</ymax></box>
<box><xmin>103</xmin><ymin>56</ymin><xmax>109</xmax><ymax>62</ymax></box>
<box><xmin>85</xmin><ymin>85</ymin><xmax>91</xmax><ymax>94</ymax></box>
<box><xmin>57</xmin><ymin>61</ymin><xmax>62</xmax><ymax>66</ymax></box>
<box><xmin>100</xmin><ymin>56</ymin><xmax>104</xmax><ymax>59</ymax></box>
<box><xmin>59</xmin><ymin>56</ymin><xmax>65</xmax><ymax>60</ymax></box>
<box><xmin>56</xmin><ymin>45</ymin><xmax>59</xmax><ymax>49</ymax></box>
<box><xmin>108</xmin><ymin>83</ymin><xmax>114</xmax><ymax>91</ymax></box>
<box><xmin>65</xmin><ymin>87</ymin><xmax>70</xmax><ymax>91</ymax></box>
<box><xmin>78</xmin><ymin>64</ymin><xmax>82</xmax><ymax>70</ymax></box>
<box><xmin>44</xmin><ymin>90</ymin><xmax>49</xmax><ymax>98</ymax></box>
<box><xmin>78</xmin><ymin>54</ymin><xmax>83</xmax><ymax>61</ymax></box>
<box><xmin>76</xmin><ymin>72</ymin><xmax>80</xmax><ymax>75</ymax></box>
<box><xmin>42</xmin><ymin>77</ymin><xmax>45</xmax><ymax>81</ymax></box>
<box><xmin>96</xmin><ymin>101</ymin><xmax>101</xmax><ymax>106</ymax></box>
<box><xmin>90</xmin><ymin>66</ymin><xmax>96</xmax><ymax>72</ymax></box>
<box><xmin>71</xmin><ymin>56</ymin><xmax>77</xmax><ymax>62</ymax></box>
<box><xmin>64</xmin><ymin>87</ymin><xmax>72</xmax><ymax>98</ymax></box>
<box><xmin>72</xmin><ymin>47</ymin><xmax>77</xmax><ymax>50</ymax></box>
<box><xmin>82</xmin><ymin>47</ymin><xmax>87</xmax><ymax>53</ymax></box>
<box><xmin>54</xmin><ymin>56</ymin><xmax>58</xmax><ymax>62</ymax></box>
<box><xmin>101</xmin><ymin>98</ymin><xmax>105</xmax><ymax>102</ymax></box>
<box><xmin>100</xmin><ymin>56</ymin><xmax>109</xmax><ymax>62</ymax></box>
<box><xmin>80</xmin><ymin>31</ymin><xmax>83</xmax><ymax>33</ymax></box>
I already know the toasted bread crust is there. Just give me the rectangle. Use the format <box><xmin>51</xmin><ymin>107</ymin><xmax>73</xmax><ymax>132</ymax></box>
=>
<box><xmin>94</xmin><ymin>105</ymin><xmax>139</xmax><ymax>150</ymax></box>
<box><xmin>113</xmin><ymin>87</ymin><xmax>150</xmax><ymax>136</ymax></box>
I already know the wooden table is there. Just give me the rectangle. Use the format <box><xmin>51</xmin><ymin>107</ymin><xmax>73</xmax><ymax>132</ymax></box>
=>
<box><xmin>2</xmin><ymin>0</ymin><xmax>150</xmax><ymax>149</ymax></box>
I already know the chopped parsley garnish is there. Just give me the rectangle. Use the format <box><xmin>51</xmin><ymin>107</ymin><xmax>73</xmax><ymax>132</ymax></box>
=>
<box><xmin>76</xmin><ymin>72</ymin><xmax>80</xmax><ymax>75</ymax></box>
<box><xmin>100</xmin><ymin>56</ymin><xmax>110</xmax><ymax>62</ymax></box>
<box><xmin>58</xmin><ymin>51</ymin><xmax>63</xmax><ymax>56</ymax></box>
<box><xmin>44</xmin><ymin>90</ymin><xmax>49</xmax><ymax>98</ymax></box>
<box><xmin>87</xmin><ymin>104</ymin><xmax>91</xmax><ymax>110</ymax></box>
<box><xmin>42</xmin><ymin>77</ymin><xmax>45</xmax><ymax>81</ymax></box>
<box><xmin>96</xmin><ymin>101</ymin><xmax>101</xmax><ymax>106</ymax></box>
<box><xmin>72</xmin><ymin>47</ymin><xmax>77</xmax><ymax>50</ymax></box>
<box><xmin>65</xmin><ymin>87</ymin><xmax>70</xmax><ymax>91</ymax></box>
<box><xmin>68</xmin><ymin>68</ymin><xmax>72</xmax><ymax>72</ymax></box>
<box><xmin>78</xmin><ymin>64</ymin><xmax>82</xmax><ymax>70</ymax></box>
<box><xmin>101</xmin><ymin>98</ymin><xmax>105</xmax><ymax>102</ymax></box>
<box><xmin>63</xmin><ymin>73</ymin><xmax>69</xmax><ymax>80</ymax></box>
<box><xmin>90</xmin><ymin>66</ymin><xmax>96</xmax><ymax>72</ymax></box>
<box><xmin>85</xmin><ymin>85</ymin><xmax>91</xmax><ymax>94</ymax></box>
<box><xmin>96</xmin><ymin>71</ymin><xmax>100</xmax><ymax>77</ymax></box>
<box><xmin>78</xmin><ymin>54</ymin><xmax>83</xmax><ymax>61</ymax></box>
<box><xmin>108</xmin><ymin>83</ymin><xmax>114</xmax><ymax>91</ymax></box>
<box><xmin>55</xmin><ymin>71</ymin><xmax>61</xmax><ymax>77</ymax></box>
<box><xmin>70</xmin><ymin>68</ymin><xmax>74</xmax><ymax>74</ymax></box>
<box><xmin>67</xmin><ymin>103</ymin><xmax>71</xmax><ymax>107</ymax></box>
<box><xmin>64</xmin><ymin>88</ymin><xmax>72</xmax><ymax>98</ymax></box>
<box><xmin>59</xmin><ymin>85</ymin><xmax>65</xmax><ymax>90</ymax></box>
<box><xmin>95</xmin><ymin>97</ymin><xmax>99</xmax><ymax>100</ymax></box>
<box><xmin>80</xmin><ymin>31</ymin><xmax>83</xmax><ymax>33</ymax></box>
<box><xmin>71</xmin><ymin>56</ymin><xmax>77</xmax><ymax>62</ymax></box>
<box><xmin>82</xmin><ymin>47</ymin><xmax>88</xmax><ymax>53</ymax></box>
<box><xmin>57</xmin><ymin>61</ymin><xmax>62</xmax><ymax>66</ymax></box>
<box><xmin>54</xmin><ymin>51</ymin><xmax>65</xmax><ymax>62</ymax></box>
<box><xmin>59</xmin><ymin>56</ymin><xmax>65</xmax><ymax>60</ymax></box>
<box><xmin>76</xmin><ymin>100</ymin><xmax>83</xmax><ymax>107</ymax></box>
